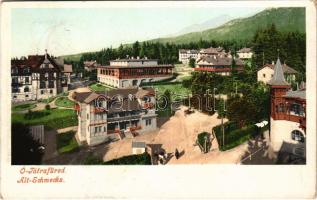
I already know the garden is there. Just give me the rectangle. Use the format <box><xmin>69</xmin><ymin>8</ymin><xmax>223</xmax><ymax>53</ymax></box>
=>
<box><xmin>11</xmin><ymin>108</ymin><xmax>78</xmax><ymax>129</ymax></box>
<box><xmin>213</xmin><ymin>121</ymin><xmax>268</xmax><ymax>151</ymax></box>
<box><xmin>89</xmin><ymin>83</ymin><xmax>113</xmax><ymax>92</ymax></box>
<box><xmin>55</xmin><ymin>97</ymin><xmax>76</xmax><ymax>108</ymax></box>
<box><xmin>56</xmin><ymin>131</ymin><xmax>79</xmax><ymax>154</ymax></box>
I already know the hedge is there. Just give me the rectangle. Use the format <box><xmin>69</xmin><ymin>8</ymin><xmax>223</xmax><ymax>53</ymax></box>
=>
<box><xmin>103</xmin><ymin>152</ymin><xmax>151</xmax><ymax>165</ymax></box>
<box><xmin>12</xmin><ymin>108</ymin><xmax>78</xmax><ymax>129</ymax></box>
<box><xmin>214</xmin><ymin>122</ymin><xmax>264</xmax><ymax>151</ymax></box>
<box><xmin>197</xmin><ymin>132</ymin><xmax>212</xmax><ymax>153</ymax></box>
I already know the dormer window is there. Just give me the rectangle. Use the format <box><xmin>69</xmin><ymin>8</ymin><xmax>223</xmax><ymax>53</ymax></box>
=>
<box><xmin>24</xmin><ymin>67</ymin><xmax>30</xmax><ymax>73</ymax></box>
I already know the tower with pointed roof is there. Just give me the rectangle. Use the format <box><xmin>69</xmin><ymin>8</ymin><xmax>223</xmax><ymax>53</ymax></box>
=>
<box><xmin>268</xmin><ymin>58</ymin><xmax>291</xmax><ymax>121</ymax></box>
<box><xmin>268</xmin><ymin>58</ymin><xmax>306</xmax><ymax>152</ymax></box>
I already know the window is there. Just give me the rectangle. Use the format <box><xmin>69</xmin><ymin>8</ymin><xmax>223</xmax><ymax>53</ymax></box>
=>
<box><xmin>271</xmin><ymin>74</ymin><xmax>273</xmax><ymax>78</ymax></box>
<box><xmin>13</xmin><ymin>96</ymin><xmax>17</xmax><ymax>99</ymax></box>
<box><xmin>24</xmin><ymin>87</ymin><xmax>29</xmax><ymax>92</ymax></box>
<box><xmin>291</xmin><ymin>130</ymin><xmax>305</xmax><ymax>143</ymax></box>
<box><xmin>146</xmin><ymin>119</ymin><xmax>152</xmax><ymax>126</ymax></box>
<box><xmin>40</xmin><ymin>81</ymin><xmax>46</xmax><ymax>89</ymax></box>
<box><xmin>94</xmin><ymin>127</ymin><xmax>98</xmax><ymax>133</ymax></box>
<box><xmin>25</xmin><ymin>95</ymin><xmax>29</xmax><ymax>98</ymax></box>
<box><xmin>25</xmin><ymin>77</ymin><xmax>29</xmax><ymax>83</ymax></box>
<box><xmin>87</xmin><ymin>114</ymin><xmax>89</xmax><ymax>120</ymax></box>
<box><xmin>12</xmin><ymin>77</ymin><xmax>18</xmax><ymax>84</ymax></box>
<box><xmin>50</xmin><ymin>89</ymin><xmax>53</xmax><ymax>94</ymax></box>
<box><xmin>48</xmin><ymin>80</ymin><xmax>54</xmax><ymax>88</ymax></box>
<box><xmin>24</xmin><ymin>67</ymin><xmax>30</xmax><ymax>73</ymax></box>
<box><xmin>290</xmin><ymin>103</ymin><xmax>302</xmax><ymax>115</ymax></box>
<box><xmin>41</xmin><ymin>90</ymin><xmax>44</xmax><ymax>95</ymax></box>
<box><xmin>263</xmin><ymin>74</ymin><xmax>266</xmax><ymax>78</ymax></box>
<box><xmin>277</xmin><ymin>103</ymin><xmax>285</xmax><ymax>113</ymax></box>
<box><xmin>45</xmin><ymin>64</ymin><xmax>49</xmax><ymax>68</ymax></box>
<box><xmin>12</xmin><ymin>87</ymin><xmax>19</xmax><ymax>93</ymax></box>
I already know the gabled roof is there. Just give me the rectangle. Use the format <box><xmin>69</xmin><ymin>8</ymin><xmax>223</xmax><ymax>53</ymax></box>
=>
<box><xmin>284</xmin><ymin>89</ymin><xmax>306</xmax><ymax>100</ymax></box>
<box><xmin>63</xmin><ymin>64</ymin><xmax>73</xmax><ymax>73</ymax></box>
<box><xmin>237</xmin><ymin>48</ymin><xmax>252</xmax><ymax>53</ymax></box>
<box><xmin>196</xmin><ymin>55</ymin><xmax>244</xmax><ymax>66</ymax></box>
<box><xmin>268</xmin><ymin>58</ymin><xmax>290</xmax><ymax>86</ymax></box>
<box><xmin>11</xmin><ymin>53</ymin><xmax>63</xmax><ymax>72</ymax></box>
<box><xmin>258</xmin><ymin>63</ymin><xmax>298</xmax><ymax>74</ymax></box>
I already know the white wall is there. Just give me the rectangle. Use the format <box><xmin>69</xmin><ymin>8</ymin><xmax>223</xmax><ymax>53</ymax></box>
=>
<box><xmin>270</xmin><ymin>117</ymin><xmax>305</xmax><ymax>151</ymax></box>
<box><xmin>257</xmin><ymin>67</ymin><xmax>274</xmax><ymax>84</ymax></box>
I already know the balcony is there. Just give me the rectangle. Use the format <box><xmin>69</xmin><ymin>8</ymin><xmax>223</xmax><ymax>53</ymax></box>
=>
<box><xmin>143</xmin><ymin>102</ymin><xmax>154</xmax><ymax>109</ymax></box>
<box><xmin>91</xmin><ymin>107</ymin><xmax>107</xmax><ymax>113</ymax></box>
<box><xmin>107</xmin><ymin>114</ymin><xmax>141</xmax><ymax>122</ymax></box>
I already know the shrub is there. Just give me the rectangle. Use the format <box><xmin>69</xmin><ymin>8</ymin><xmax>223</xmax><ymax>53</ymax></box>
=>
<box><xmin>56</xmin><ymin>131</ymin><xmax>79</xmax><ymax>154</ymax></box>
<box><xmin>197</xmin><ymin>132</ymin><xmax>211</xmax><ymax>153</ymax></box>
<box><xmin>214</xmin><ymin>122</ymin><xmax>261</xmax><ymax>151</ymax></box>
<box><xmin>83</xmin><ymin>153</ymin><xmax>103</xmax><ymax>165</ymax></box>
<box><xmin>103</xmin><ymin>152</ymin><xmax>151</xmax><ymax>165</ymax></box>
<box><xmin>45</xmin><ymin>104</ymin><xmax>50</xmax><ymax>110</ymax></box>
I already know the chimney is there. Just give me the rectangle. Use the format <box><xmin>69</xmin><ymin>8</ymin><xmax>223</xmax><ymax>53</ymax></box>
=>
<box><xmin>45</xmin><ymin>49</ymin><xmax>48</xmax><ymax>59</ymax></box>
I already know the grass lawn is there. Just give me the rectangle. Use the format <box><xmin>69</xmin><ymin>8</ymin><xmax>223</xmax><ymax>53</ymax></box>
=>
<box><xmin>144</xmin><ymin>82</ymin><xmax>191</xmax><ymax>100</ymax></box>
<box><xmin>11</xmin><ymin>108</ymin><xmax>78</xmax><ymax>129</ymax></box>
<box><xmin>55</xmin><ymin>97</ymin><xmax>76</xmax><ymax>108</ymax></box>
<box><xmin>56</xmin><ymin>131</ymin><xmax>79</xmax><ymax>154</ymax></box>
<box><xmin>89</xmin><ymin>83</ymin><xmax>113</xmax><ymax>92</ymax></box>
<box><xmin>12</xmin><ymin>103</ymin><xmax>36</xmax><ymax>112</ymax></box>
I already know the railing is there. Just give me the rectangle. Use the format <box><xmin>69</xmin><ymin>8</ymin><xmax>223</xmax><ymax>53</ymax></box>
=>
<box><xmin>107</xmin><ymin>129</ymin><xmax>120</xmax><ymax>135</ymax></box>
<box><xmin>194</xmin><ymin>67</ymin><xmax>244</xmax><ymax>72</ymax></box>
<box><xmin>143</xmin><ymin>102</ymin><xmax>154</xmax><ymax>109</ymax></box>
<box><xmin>129</xmin><ymin>125</ymin><xmax>142</xmax><ymax>132</ymax></box>
<box><xmin>91</xmin><ymin>107</ymin><xmax>107</xmax><ymax>113</ymax></box>
<box><xmin>107</xmin><ymin>114</ymin><xmax>140</xmax><ymax>122</ymax></box>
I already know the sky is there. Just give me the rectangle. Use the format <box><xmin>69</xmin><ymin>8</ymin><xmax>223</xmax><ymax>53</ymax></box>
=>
<box><xmin>11</xmin><ymin>7</ymin><xmax>266</xmax><ymax>57</ymax></box>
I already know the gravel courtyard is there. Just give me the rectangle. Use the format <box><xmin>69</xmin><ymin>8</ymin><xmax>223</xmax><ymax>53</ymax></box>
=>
<box><xmin>103</xmin><ymin>106</ymin><xmax>252</xmax><ymax>164</ymax></box>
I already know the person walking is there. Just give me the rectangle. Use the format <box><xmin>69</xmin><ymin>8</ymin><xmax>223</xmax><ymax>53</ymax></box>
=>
<box><xmin>175</xmin><ymin>148</ymin><xmax>180</xmax><ymax>159</ymax></box>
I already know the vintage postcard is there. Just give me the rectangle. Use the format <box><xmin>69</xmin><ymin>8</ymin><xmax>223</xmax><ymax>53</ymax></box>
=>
<box><xmin>0</xmin><ymin>1</ymin><xmax>316</xmax><ymax>199</ymax></box>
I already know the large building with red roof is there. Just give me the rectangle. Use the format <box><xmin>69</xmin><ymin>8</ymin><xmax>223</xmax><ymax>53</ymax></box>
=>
<box><xmin>195</xmin><ymin>55</ymin><xmax>244</xmax><ymax>76</ymax></box>
<box><xmin>11</xmin><ymin>50</ymin><xmax>72</xmax><ymax>102</ymax></box>
<box><xmin>97</xmin><ymin>58</ymin><xmax>174</xmax><ymax>88</ymax></box>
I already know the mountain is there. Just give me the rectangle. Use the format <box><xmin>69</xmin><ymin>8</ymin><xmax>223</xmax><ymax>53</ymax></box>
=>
<box><xmin>148</xmin><ymin>7</ymin><xmax>305</xmax><ymax>44</ymax></box>
<box><xmin>167</xmin><ymin>15</ymin><xmax>233</xmax><ymax>37</ymax></box>
<box><xmin>61</xmin><ymin>7</ymin><xmax>305</xmax><ymax>61</ymax></box>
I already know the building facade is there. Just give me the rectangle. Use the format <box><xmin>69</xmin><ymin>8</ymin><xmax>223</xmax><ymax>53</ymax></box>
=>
<box><xmin>195</xmin><ymin>55</ymin><xmax>244</xmax><ymax>76</ymax></box>
<box><xmin>198</xmin><ymin>47</ymin><xmax>230</xmax><ymax>58</ymax></box>
<box><xmin>84</xmin><ymin>60</ymin><xmax>100</xmax><ymax>72</ymax></box>
<box><xmin>11</xmin><ymin>50</ymin><xmax>72</xmax><ymax>102</ymax></box>
<box><xmin>257</xmin><ymin>62</ymin><xmax>298</xmax><ymax>84</ymax></box>
<box><xmin>237</xmin><ymin>48</ymin><xmax>253</xmax><ymax>59</ymax></box>
<box><xmin>97</xmin><ymin>58</ymin><xmax>174</xmax><ymax>88</ymax></box>
<box><xmin>178</xmin><ymin>49</ymin><xmax>199</xmax><ymax>64</ymax></box>
<box><xmin>73</xmin><ymin>87</ymin><xmax>157</xmax><ymax>146</ymax></box>
<box><xmin>269</xmin><ymin>58</ymin><xmax>306</xmax><ymax>152</ymax></box>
